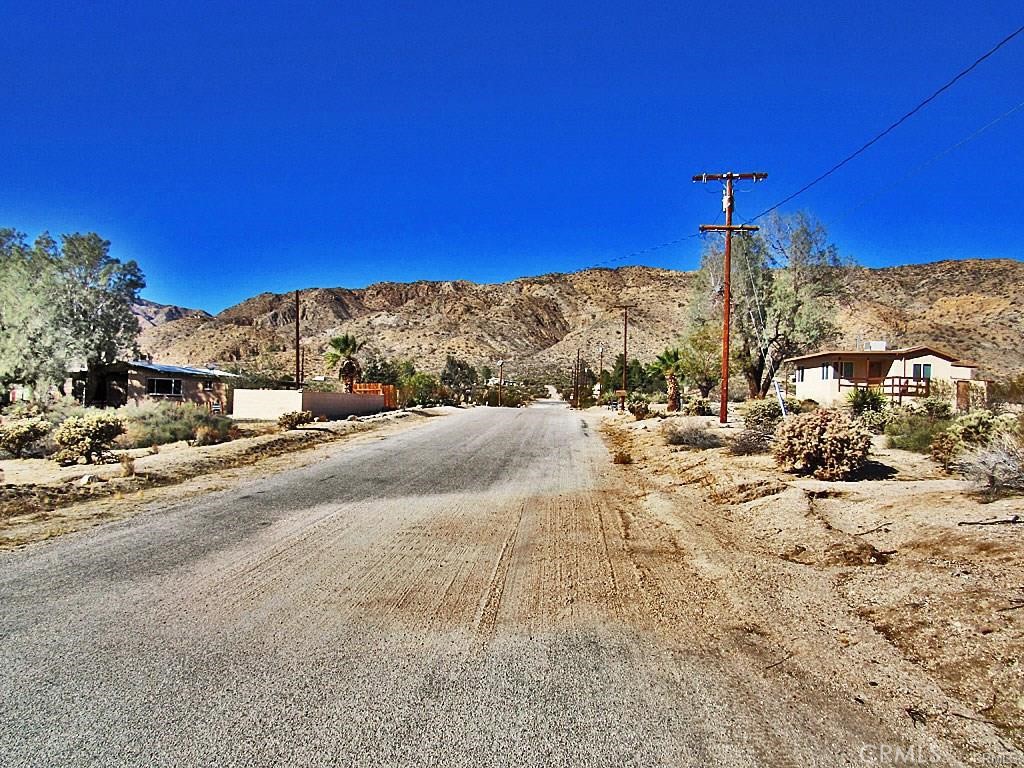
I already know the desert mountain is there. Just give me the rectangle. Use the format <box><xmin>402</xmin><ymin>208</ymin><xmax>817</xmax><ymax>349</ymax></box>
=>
<box><xmin>132</xmin><ymin>298</ymin><xmax>211</xmax><ymax>329</ymax></box>
<box><xmin>138</xmin><ymin>259</ymin><xmax>1024</xmax><ymax>380</ymax></box>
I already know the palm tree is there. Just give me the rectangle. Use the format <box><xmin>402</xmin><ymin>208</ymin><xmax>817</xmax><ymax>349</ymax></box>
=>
<box><xmin>324</xmin><ymin>334</ymin><xmax>367</xmax><ymax>392</ymax></box>
<box><xmin>652</xmin><ymin>348</ymin><xmax>684</xmax><ymax>412</ymax></box>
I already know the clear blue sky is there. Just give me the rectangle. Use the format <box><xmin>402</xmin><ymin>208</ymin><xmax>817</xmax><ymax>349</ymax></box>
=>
<box><xmin>3</xmin><ymin>2</ymin><xmax>1022</xmax><ymax>312</ymax></box>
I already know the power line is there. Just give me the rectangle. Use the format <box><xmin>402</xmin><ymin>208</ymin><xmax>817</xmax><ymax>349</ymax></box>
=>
<box><xmin>576</xmin><ymin>23</ymin><xmax>1024</xmax><ymax>274</ymax></box>
<box><xmin>747</xmin><ymin>22</ymin><xmax>1024</xmax><ymax>223</ymax></box>
<box><xmin>839</xmin><ymin>95</ymin><xmax>1024</xmax><ymax>219</ymax></box>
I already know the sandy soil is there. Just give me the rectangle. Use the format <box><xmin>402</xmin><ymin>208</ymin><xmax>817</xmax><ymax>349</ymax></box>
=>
<box><xmin>596</xmin><ymin>410</ymin><xmax>1024</xmax><ymax>753</ymax></box>
<box><xmin>0</xmin><ymin>408</ymin><xmax>450</xmax><ymax>549</ymax></box>
<box><xmin>6</xmin><ymin>401</ymin><xmax>1014</xmax><ymax>766</ymax></box>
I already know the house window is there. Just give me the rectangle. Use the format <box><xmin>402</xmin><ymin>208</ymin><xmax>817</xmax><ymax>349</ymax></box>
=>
<box><xmin>912</xmin><ymin>363</ymin><xmax>932</xmax><ymax>381</ymax></box>
<box><xmin>202</xmin><ymin>380</ymin><xmax>214</xmax><ymax>392</ymax></box>
<box><xmin>796</xmin><ymin>367</ymin><xmax>805</xmax><ymax>383</ymax></box>
<box><xmin>821</xmin><ymin>363</ymin><xmax>831</xmax><ymax>380</ymax></box>
<box><xmin>147</xmin><ymin>378</ymin><xmax>182</xmax><ymax>396</ymax></box>
<box><xmin>839</xmin><ymin>361</ymin><xmax>854</xmax><ymax>379</ymax></box>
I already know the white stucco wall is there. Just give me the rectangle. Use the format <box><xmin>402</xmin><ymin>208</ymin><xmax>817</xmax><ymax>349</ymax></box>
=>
<box><xmin>231</xmin><ymin>389</ymin><xmax>304</xmax><ymax>420</ymax></box>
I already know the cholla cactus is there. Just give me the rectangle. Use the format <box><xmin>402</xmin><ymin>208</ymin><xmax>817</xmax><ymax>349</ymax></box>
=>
<box><xmin>52</xmin><ymin>413</ymin><xmax>124</xmax><ymax>465</ymax></box>
<box><xmin>277</xmin><ymin>411</ymin><xmax>315</xmax><ymax>430</ymax></box>
<box><xmin>0</xmin><ymin>417</ymin><xmax>51</xmax><ymax>458</ymax></box>
<box><xmin>774</xmin><ymin>409</ymin><xmax>872</xmax><ymax>480</ymax></box>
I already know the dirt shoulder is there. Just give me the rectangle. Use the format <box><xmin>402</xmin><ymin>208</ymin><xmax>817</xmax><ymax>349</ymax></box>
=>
<box><xmin>0</xmin><ymin>408</ymin><xmax>449</xmax><ymax>550</ymax></box>
<box><xmin>593</xmin><ymin>410</ymin><xmax>1024</xmax><ymax>758</ymax></box>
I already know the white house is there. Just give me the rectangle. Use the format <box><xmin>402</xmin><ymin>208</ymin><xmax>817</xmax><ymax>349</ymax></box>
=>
<box><xmin>785</xmin><ymin>343</ymin><xmax>980</xmax><ymax>410</ymax></box>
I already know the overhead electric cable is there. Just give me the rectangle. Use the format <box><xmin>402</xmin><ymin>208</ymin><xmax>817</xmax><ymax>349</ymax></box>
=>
<box><xmin>746</xmin><ymin>22</ymin><xmax>1024</xmax><ymax>223</ymax></box>
<box><xmin>840</xmin><ymin>95</ymin><xmax>1024</xmax><ymax>218</ymax></box>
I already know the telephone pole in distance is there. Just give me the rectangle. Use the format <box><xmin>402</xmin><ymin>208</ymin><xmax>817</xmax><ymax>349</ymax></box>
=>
<box><xmin>613</xmin><ymin>304</ymin><xmax>636</xmax><ymax>411</ymax></box>
<box><xmin>294</xmin><ymin>289</ymin><xmax>302</xmax><ymax>389</ymax></box>
<box><xmin>692</xmin><ymin>172</ymin><xmax>767</xmax><ymax>423</ymax></box>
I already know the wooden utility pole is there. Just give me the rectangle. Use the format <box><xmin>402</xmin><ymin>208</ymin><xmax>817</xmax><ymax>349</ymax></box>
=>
<box><xmin>692</xmin><ymin>172</ymin><xmax>767</xmax><ymax>423</ymax></box>
<box><xmin>575</xmin><ymin>348</ymin><xmax>582</xmax><ymax>408</ymax></box>
<box><xmin>597</xmin><ymin>345</ymin><xmax>604</xmax><ymax>401</ymax></box>
<box><xmin>613</xmin><ymin>304</ymin><xmax>636</xmax><ymax>411</ymax></box>
<box><xmin>294</xmin><ymin>289</ymin><xmax>302</xmax><ymax>389</ymax></box>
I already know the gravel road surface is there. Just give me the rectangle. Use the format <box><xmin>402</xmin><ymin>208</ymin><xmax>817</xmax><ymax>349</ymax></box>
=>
<box><xmin>0</xmin><ymin>402</ymin><xmax>964</xmax><ymax>766</ymax></box>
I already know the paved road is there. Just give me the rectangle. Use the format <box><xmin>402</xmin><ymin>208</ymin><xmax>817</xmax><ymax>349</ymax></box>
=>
<box><xmin>0</xmin><ymin>402</ymin><xmax>941</xmax><ymax>767</ymax></box>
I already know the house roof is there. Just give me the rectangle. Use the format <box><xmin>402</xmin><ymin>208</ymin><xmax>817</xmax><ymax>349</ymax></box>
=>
<box><xmin>127</xmin><ymin>360</ymin><xmax>241</xmax><ymax>378</ymax></box>
<box><xmin>68</xmin><ymin>360</ymin><xmax>240</xmax><ymax>378</ymax></box>
<box><xmin>784</xmin><ymin>345</ymin><xmax>976</xmax><ymax>366</ymax></box>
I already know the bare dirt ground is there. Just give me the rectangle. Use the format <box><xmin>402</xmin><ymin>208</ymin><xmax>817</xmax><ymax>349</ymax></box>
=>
<box><xmin>0</xmin><ymin>402</ymin><xmax>1020</xmax><ymax>765</ymax></box>
<box><xmin>0</xmin><ymin>409</ymin><xmax>446</xmax><ymax>549</ymax></box>
<box><xmin>598</xmin><ymin>410</ymin><xmax>1024</xmax><ymax>759</ymax></box>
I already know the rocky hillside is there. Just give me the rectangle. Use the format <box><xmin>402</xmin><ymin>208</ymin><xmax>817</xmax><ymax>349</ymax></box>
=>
<box><xmin>132</xmin><ymin>298</ymin><xmax>211</xmax><ymax>329</ymax></box>
<box><xmin>138</xmin><ymin>259</ymin><xmax>1024</xmax><ymax>380</ymax></box>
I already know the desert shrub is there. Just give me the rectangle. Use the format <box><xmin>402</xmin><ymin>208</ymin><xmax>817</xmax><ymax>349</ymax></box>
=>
<box><xmin>120</xmin><ymin>402</ymin><xmax>233</xmax><ymax>448</ymax></box>
<box><xmin>1</xmin><ymin>400</ymin><xmax>46</xmax><ymax>419</ymax></box>
<box><xmin>612</xmin><ymin>451</ymin><xmax>633</xmax><ymax>465</ymax></box>
<box><xmin>0</xmin><ymin>417</ymin><xmax>52</xmax><ymax>458</ymax></box>
<box><xmin>119</xmin><ymin>453</ymin><xmax>136</xmax><ymax>477</ymax></box>
<box><xmin>929</xmin><ymin>431</ymin><xmax>962</xmax><ymax>470</ymax></box>
<box><xmin>856</xmin><ymin>408</ymin><xmax>890</xmax><ymax>435</ymax></box>
<box><xmin>988</xmin><ymin>372</ymin><xmax>1024</xmax><ymax>407</ymax></box>
<box><xmin>742</xmin><ymin>398</ymin><xmax>798</xmax><ymax>436</ymax></box>
<box><xmin>774</xmin><ymin>409</ymin><xmax>872</xmax><ymax>480</ymax></box>
<box><xmin>663</xmin><ymin>421</ymin><xmax>723</xmax><ymax>450</ymax></box>
<box><xmin>917</xmin><ymin>396</ymin><xmax>953</xmax><ymax>420</ymax></box>
<box><xmin>846</xmin><ymin>387</ymin><xmax>887</xmax><ymax>416</ymax></box>
<box><xmin>957</xmin><ymin>433</ymin><xmax>1024</xmax><ymax>499</ymax></box>
<box><xmin>679</xmin><ymin>395</ymin><xmax>713</xmax><ymax>416</ymax></box>
<box><xmin>885</xmin><ymin>409</ymin><xmax>951</xmax><ymax>453</ymax></box>
<box><xmin>627</xmin><ymin>394</ymin><xmax>651</xmax><ymax>421</ymax></box>
<box><xmin>52</xmin><ymin>413</ymin><xmax>125</xmax><ymax>465</ymax></box>
<box><xmin>278</xmin><ymin>410</ymin><xmax>315</xmax><ymax>430</ymax></box>
<box><xmin>928</xmin><ymin>410</ymin><xmax>1018</xmax><ymax>469</ymax></box>
<box><xmin>478</xmin><ymin>385</ymin><xmax>531</xmax><ymax>408</ymax></box>
<box><xmin>192</xmin><ymin>424</ymin><xmax>230</xmax><ymax>446</ymax></box>
<box><xmin>800</xmin><ymin>399</ymin><xmax>820</xmax><ymax>412</ymax></box>
<box><xmin>948</xmin><ymin>410</ymin><xmax>1004</xmax><ymax>446</ymax></box>
<box><xmin>729</xmin><ymin>429</ymin><xmax>772</xmax><ymax>455</ymax></box>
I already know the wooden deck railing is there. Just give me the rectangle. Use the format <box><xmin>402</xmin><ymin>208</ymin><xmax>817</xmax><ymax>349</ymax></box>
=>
<box><xmin>838</xmin><ymin>376</ymin><xmax>930</xmax><ymax>401</ymax></box>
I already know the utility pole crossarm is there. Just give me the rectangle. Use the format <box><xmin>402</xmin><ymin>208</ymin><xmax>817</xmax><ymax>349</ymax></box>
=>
<box><xmin>691</xmin><ymin>172</ymin><xmax>767</xmax><ymax>183</ymax></box>
<box><xmin>699</xmin><ymin>224</ymin><xmax>759</xmax><ymax>233</ymax></box>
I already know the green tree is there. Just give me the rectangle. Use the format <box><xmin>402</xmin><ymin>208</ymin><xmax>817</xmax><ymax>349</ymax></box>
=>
<box><xmin>608</xmin><ymin>354</ymin><xmax>663</xmax><ymax>395</ymax></box>
<box><xmin>0</xmin><ymin>230</ymin><xmax>66</xmax><ymax>391</ymax></box>
<box><xmin>405</xmin><ymin>372</ymin><xmax>441</xmax><ymax>406</ymax></box>
<box><xmin>1</xmin><ymin>230</ymin><xmax>143</xmax><ymax>398</ymax></box>
<box><xmin>679</xmin><ymin>322</ymin><xmax>722</xmax><ymax>398</ymax></box>
<box><xmin>362</xmin><ymin>354</ymin><xmax>402</xmax><ymax>386</ymax></box>
<box><xmin>52</xmin><ymin>233</ymin><xmax>145</xmax><ymax>374</ymax></box>
<box><xmin>324</xmin><ymin>334</ymin><xmax>366</xmax><ymax>392</ymax></box>
<box><xmin>650</xmin><ymin>348</ymin><xmax>684</xmax><ymax>411</ymax></box>
<box><xmin>440</xmin><ymin>355</ymin><xmax>478</xmax><ymax>392</ymax></box>
<box><xmin>692</xmin><ymin>212</ymin><xmax>847</xmax><ymax>398</ymax></box>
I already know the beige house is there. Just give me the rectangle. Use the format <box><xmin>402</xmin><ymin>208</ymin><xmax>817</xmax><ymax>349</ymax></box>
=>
<box><xmin>785</xmin><ymin>344</ymin><xmax>980</xmax><ymax>410</ymax></box>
